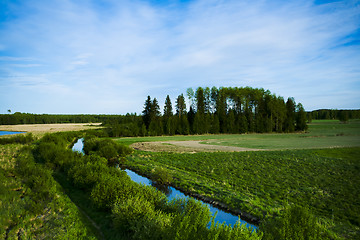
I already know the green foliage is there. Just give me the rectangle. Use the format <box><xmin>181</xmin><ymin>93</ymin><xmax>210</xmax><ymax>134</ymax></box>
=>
<box><xmin>296</xmin><ymin>103</ymin><xmax>308</xmax><ymax>131</ymax></box>
<box><xmin>166</xmin><ymin>198</ymin><xmax>211</xmax><ymax>239</ymax></box>
<box><xmin>151</xmin><ymin>166</ymin><xmax>173</xmax><ymax>185</ymax></box>
<box><xmin>208</xmin><ymin>219</ymin><xmax>262</xmax><ymax>240</ymax></box>
<box><xmin>112</xmin><ymin>196</ymin><xmax>172</xmax><ymax>239</ymax></box>
<box><xmin>16</xmin><ymin>150</ymin><xmax>57</xmax><ymax>213</ymax></box>
<box><xmin>311</xmin><ymin>109</ymin><xmax>360</xmax><ymax>120</ymax></box>
<box><xmin>32</xmin><ymin>132</ymin><xmax>266</xmax><ymax>239</ymax></box>
<box><xmin>140</xmin><ymin>86</ymin><xmax>307</xmax><ymax>137</ymax></box>
<box><xmin>338</xmin><ymin>110</ymin><xmax>349</xmax><ymax>123</ymax></box>
<box><xmin>0</xmin><ymin>143</ymin><xmax>96</xmax><ymax>239</ymax></box>
<box><xmin>260</xmin><ymin>205</ymin><xmax>333</xmax><ymax>240</ymax></box>
<box><xmin>68</xmin><ymin>155</ymin><xmax>108</xmax><ymax>190</ymax></box>
<box><xmin>91</xmin><ymin>172</ymin><xmax>135</xmax><ymax>209</ymax></box>
<box><xmin>83</xmin><ymin>137</ymin><xmax>133</xmax><ymax>166</ymax></box>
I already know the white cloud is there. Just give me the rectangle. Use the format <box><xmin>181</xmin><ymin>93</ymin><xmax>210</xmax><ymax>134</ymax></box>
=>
<box><xmin>0</xmin><ymin>0</ymin><xmax>359</xmax><ymax>113</ymax></box>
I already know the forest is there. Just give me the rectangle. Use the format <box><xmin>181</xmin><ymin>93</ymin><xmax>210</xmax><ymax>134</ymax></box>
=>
<box><xmin>103</xmin><ymin>86</ymin><xmax>310</xmax><ymax>137</ymax></box>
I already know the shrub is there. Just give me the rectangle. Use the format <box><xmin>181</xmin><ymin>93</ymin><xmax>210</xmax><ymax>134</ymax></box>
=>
<box><xmin>151</xmin><ymin>167</ymin><xmax>172</xmax><ymax>185</ymax></box>
<box><xmin>260</xmin><ymin>205</ymin><xmax>334</xmax><ymax>240</ymax></box>
<box><xmin>90</xmin><ymin>172</ymin><xmax>135</xmax><ymax>209</ymax></box>
<box><xmin>68</xmin><ymin>155</ymin><xmax>108</xmax><ymax>191</ymax></box>
<box><xmin>112</xmin><ymin>196</ymin><xmax>172</xmax><ymax>239</ymax></box>
<box><xmin>165</xmin><ymin>198</ymin><xmax>211</xmax><ymax>239</ymax></box>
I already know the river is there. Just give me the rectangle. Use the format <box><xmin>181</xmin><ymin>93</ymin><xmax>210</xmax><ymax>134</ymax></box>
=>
<box><xmin>72</xmin><ymin>138</ymin><xmax>257</xmax><ymax>230</ymax></box>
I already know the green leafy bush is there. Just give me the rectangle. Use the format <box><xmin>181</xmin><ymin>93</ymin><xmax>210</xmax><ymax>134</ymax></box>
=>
<box><xmin>260</xmin><ymin>205</ymin><xmax>334</xmax><ymax>240</ymax></box>
<box><xmin>83</xmin><ymin>137</ymin><xmax>133</xmax><ymax>167</ymax></box>
<box><xmin>151</xmin><ymin>166</ymin><xmax>172</xmax><ymax>185</ymax></box>
<box><xmin>90</xmin><ymin>172</ymin><xmax>135</xmax><ymax>209</ymax></box>
<box><xmin>112</xmin><ymin>196</ymin><xmax>172</xmax><ymax>239</ymax></box>
<box><xmin>68</xmin><ymin>155</ymin><xmax>108</xmax><ymax>191</ymax></box>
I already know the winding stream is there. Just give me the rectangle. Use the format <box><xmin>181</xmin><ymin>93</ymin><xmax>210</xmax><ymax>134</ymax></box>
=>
<box><xmin>72</xmin><ymin>138</ymin><xmax>257</xmax><ymax>230</ymax></box>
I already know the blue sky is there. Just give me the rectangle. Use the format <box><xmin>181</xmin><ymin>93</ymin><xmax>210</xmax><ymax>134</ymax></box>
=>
<box><xmin>0</xmin><ymin>0</ymin><xmax>359</xmax><ymax>114</ymax></box>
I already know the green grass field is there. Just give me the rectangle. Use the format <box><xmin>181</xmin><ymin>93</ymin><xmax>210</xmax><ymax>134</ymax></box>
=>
<box><xmin>123</xmin><ymin>120</ymin><xmax>360</xmax><ymax>238</ymax></box>
<box><xmin>116</xmin><ymin>120</ymin><xmax>360</xmax><ymax>150</ymax></box>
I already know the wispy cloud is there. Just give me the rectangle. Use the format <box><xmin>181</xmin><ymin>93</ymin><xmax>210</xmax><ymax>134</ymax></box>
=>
<box><xmin>0</xmin><ymin>0</ymin><xmax>359</xmax><ymax>113</ymax></box>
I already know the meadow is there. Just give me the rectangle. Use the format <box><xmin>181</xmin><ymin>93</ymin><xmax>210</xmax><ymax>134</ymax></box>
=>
<box><xmin>116</xmin><ymin>120</ymin><xmax>360</xmax><ymax>150</ymax></box>
<box><xmin>122</xmin><ymin>120</ymin><xmax>360</xmax><ymax>238</ymax></box>
<box><xmin>1</xmin><ymin>119</ymin><xmax>359</xmax><ymax>239</ymax></box>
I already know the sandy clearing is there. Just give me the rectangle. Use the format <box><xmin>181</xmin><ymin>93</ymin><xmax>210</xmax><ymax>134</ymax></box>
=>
<box><xmin>131</xmin><ymin>140</ymin><xmax>263</xmax><ymax>152</ymax></box>
<box><xmin>0</xmin><ymin>123</ymin><xmax>102</xmax><ymax>137</ymax></box>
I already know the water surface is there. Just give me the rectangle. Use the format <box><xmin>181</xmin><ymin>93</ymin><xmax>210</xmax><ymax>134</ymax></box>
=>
<box><xmin>72</xmin><ymin>138</ymin><xmax>257</xmax><ymax>230</ymax></box>
<box><xmin>125</xmin><ymin>169</ymin><xmax>257</xmax><ymax>229</ymax></box>
<box><xmin>0</xmin><ymin>131</ymin><xmax>26</xmax><ymax>136</ymax></box>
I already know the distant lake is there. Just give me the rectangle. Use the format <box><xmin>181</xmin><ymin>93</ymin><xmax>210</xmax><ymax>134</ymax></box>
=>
<box><xmin>0</xmin><ymin>131</ymin><xmax>26</xmax><ymax>136</ymax></box>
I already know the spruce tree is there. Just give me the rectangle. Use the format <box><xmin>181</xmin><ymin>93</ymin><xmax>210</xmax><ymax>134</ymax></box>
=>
<box><xmin>296</xmin><ymin>103</ymin><xmax>308</xmax><ymax>131</ymax></box>
<box><xmin>142</xmin><ymin>96</ymin><xmax>152</xmax><ymax>129</ymax></box>
<box><xmin>175</xmin><ymin>94</ymin><xmax>187</xmax><ymax>117</ymax></box>
<box><xmin>285</xmin><ymin>97</ymin><xmax>296</xmax><ymax>132</ymax></box>
<box><xmin>163</xmin><ymin>95</ymin><xmax>174</xmax><ymax>135</ymax></box>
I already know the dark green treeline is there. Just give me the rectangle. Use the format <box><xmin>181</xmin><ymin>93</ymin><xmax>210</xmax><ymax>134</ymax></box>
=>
<box><xmin>308</xmin><ymin>109</ymin><xmax>360</xmax><ymax>122</ymax></box>
<box><xmin>108</xmin><ymin>86</ymin><xmax>308</xmax><ymax>137</ymax></box>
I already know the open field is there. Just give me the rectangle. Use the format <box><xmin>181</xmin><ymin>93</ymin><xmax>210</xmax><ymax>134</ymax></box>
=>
<box><xmin>117</xmin><ymin>120</ymin><xmax>360</xmax><ymax>152</ymax></box>
<box><xmin>123</xmin><ymin>120</ymin><xmax>360</xmax><ymax>238</ymax></box>
<box><xmin>0</xmin><ymin>123</ymin><xmax>102</xmax><ymax>137</ymax></box>
<box><xmin>126</xmin><ymin>147</ymin><xmax>360</xmax><ymax>238</ymax></box>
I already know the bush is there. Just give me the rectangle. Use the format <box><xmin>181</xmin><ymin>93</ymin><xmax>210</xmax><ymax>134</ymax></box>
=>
<box><xmin>151</xmin><ymin>167</ymin><xmax>172</xmax><ymax>185</ymax></box>
<box><xmin>83</xmin><ymin>137</ymin><xmax>133</xmax><ymax>163</ymax></box>
<box><xmin>16</xmin><ymin>149</ymin><xmax>57</xmax><ymax>214</ymax></box>
<box><xmin>90</xmin><ymin>172</ymin><xmax>135</xmax><ymax>209</ymax></box>
<box><xmin>68</xmin><ymin>155</ymin><xmax>108</xmax><ymax>191</ymax></box>
<box><xmin>260</xmin><ymin>205</ymin><xmax>334</xmax><ymax>240</ymax></box>
<box><xmin>164</xmin><ymin>198</ymin><xmax>211</xmax><ymax>239</ymax></box>
<box><xmin>112</xmin><ymin>196</ymin><xmax>172</xmax><ymax>239</ymax></box>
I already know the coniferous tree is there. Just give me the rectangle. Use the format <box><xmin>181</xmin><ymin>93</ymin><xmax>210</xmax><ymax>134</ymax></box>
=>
<box><xmin>339</xmin><ymin>110</ymin><xmax>349</xmax><ymax>123</ymax></box>
<box><xmin>175</xmin><ymin>94</ymin><xmax>189</xmax><ymax>135</ymax></box>
<box><xmin>296</xmin><ymin>103</ymin><xmax>308</xmax><ymax>131</ymax></box>
<box><xmin>142</xmin><ymin>96</ymin><xmax>152</xmax><ymax>129</ymax></box>
<box><xmin>164</xmin><ymin>95</ymin><xmax>173</xmax><ymax>117</ymax></box>
<box><xmin>187</xmin><ymin>106</ymin><xmax>195</xmax><ymax>134</ymax></box>
<box><xmin>137</xmin><ymin>86</ymin><xmax>306</xmax><ymax>136</ymax></box>
<box><xmin>194</xmin><ymin>87</ymin><xmax>206</xmax><ymax>133</ymax></box>
<box><xmin>216</xmin><ymin>88</ymin><xmax>227</xmax><ymax>133</ymax></box>
<box><xmin>285</xmin><ymin>97</ymin><xmax>296</xmax><ymax>132</ymax></box>
<box><xmin>238</xmin><ymin>113</ymin><xmax>248</xmax><ymax>133</ymax></box>
<box><xmin>149</xmin><ymin>98</ymin><xmax>162</xmax><ymax>135</ymax></box>
<box><xmin>175</xmin><ymin>94</ymin><xmax>187</xmax><ymax>117</ymax></box>
<box><xmin>163</xmin><ymin>95</ymin><xmax>175</xmax><ymax>135</ymax></box>
<box><xmin>211</xmin><ymin>114</ymin><xmax>220</xmax><ymax>134</ymax></box>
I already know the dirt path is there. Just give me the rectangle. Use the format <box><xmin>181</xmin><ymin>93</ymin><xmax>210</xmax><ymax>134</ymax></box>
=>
<box><xmin>131</xmin><ymin>140</ymin><xmax>263</xmax><ymax>152</ymax></box>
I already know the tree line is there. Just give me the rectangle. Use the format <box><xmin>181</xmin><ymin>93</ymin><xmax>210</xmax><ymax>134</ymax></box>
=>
<box><xmin>137</xmin><ymin>86</ymin><xmax>307</xmax><ymax>137</ymax></box>
<box><xmin>309</xmin><ymin>109</ymin><xmax>360</xmax><ymax>122</ymax></box>
<box><xmin>0</xmin><ymin>112</ymin><xmax>111</xmax><ymax>125</ymax></box>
